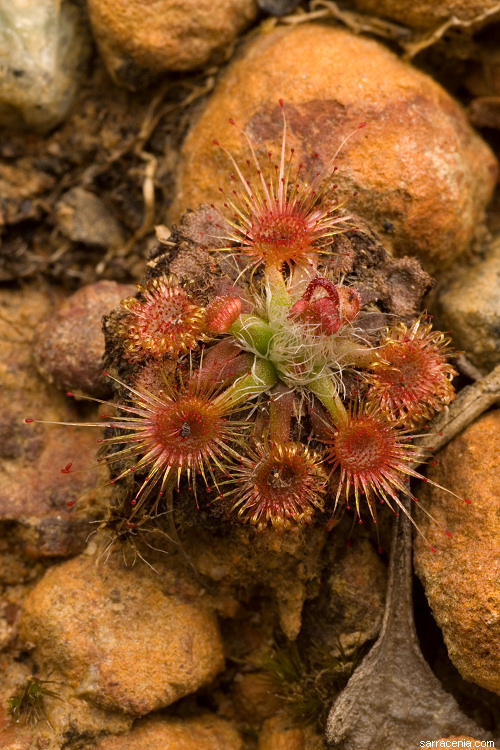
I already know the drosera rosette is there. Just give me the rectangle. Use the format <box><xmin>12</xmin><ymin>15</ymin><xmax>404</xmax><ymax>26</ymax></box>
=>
<box><xmin>222</xmin><ymin>382</ymin><xmax>328</xmax><ymax>533</ymax></box>
<box><xmin>27</xmin><ymin>99</ymin><xmax>468</xmax><ymax>552</ymax></box>
<box><xmin>316</xmin><ymin>399</ymin><xmax>470</xmax><ymax>551</ymax></box>
<box><xmin>364</xmin><ymin>315</ymin><xmax>458</xmax><ymax>428</ymax></box>
<box><xmin>115</xmin><ymin>274</ymin><xmax>209</xmax><ymax>362</ymax></box>
<box><xmin>211</xmin><ymin>99</ymin><xmax>366</xmax><ymax>277</ymax></box>
<box><xmin>27</xmin><ymin>357</ymin><xmax>277</xmax><ymax>519</ymax></box>
<box><xmin>227</xmin><ymin>436</ymin><xmax>328</xmax><ymax>533</ymax></box>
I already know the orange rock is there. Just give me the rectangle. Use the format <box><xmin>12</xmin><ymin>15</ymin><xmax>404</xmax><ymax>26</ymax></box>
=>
<box><xmin>258</xmin><ymin>716</ymin><xmax>305</xmax><ymax>750</ymax></box>
<box><xmin>88</xmin><ymin>0</ymin><xmax>258</xmax><ymax>89</ymax></box>
<box><xmin>17</xmin><ymin>554</ymin><xmax>226</xmax><ymax>716</ymax></box>
<box><xmin>232</xmin><ymin>672</ymin><xmax>284</xmax><ymax>725</ymax></box>
<box><xmin>414</xmin><ymin>409</ymin><xmax>500</xmax><ymax>696</ymax></box>
<box><xmin>170</xmin><ymin>24</ymin><xmax>497</xmax><ymax>274</ymax></box>
<box><xmin>257</xmin><ymin>715</ymin><xmax>324</xmax><ymax>750</ymax></box>
<box><xmin>95</xmin><ymin>714</ymin><xmax>243</xmax><ymax>750</ymax></box>
<box><xmin>350</xmin><ymin>0</ymin><xmax>500</xmax><ymax>31</ymax></box>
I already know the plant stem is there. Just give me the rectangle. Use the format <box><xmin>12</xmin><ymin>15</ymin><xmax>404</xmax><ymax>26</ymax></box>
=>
<box><xmin>269</xmin><ymin>382</ymin><xmax>294</xmax><ymax>443</ymax></box>
<box><xmin>309</xmin><ymin>375</ymin><xmax>348</xmax><ymax>427</ymax></box>
<box><xmin>216</xmin><ymin>357</ymin><xmax>278</xmax><ymax>410</ymax></box>
<box><xmin>265</xmin><ymin>264</ymin><xmax>290</xmax><ymax>316</ymax></box>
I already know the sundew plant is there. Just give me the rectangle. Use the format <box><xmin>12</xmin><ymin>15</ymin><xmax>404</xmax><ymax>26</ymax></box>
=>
<box><xmin>29</xmin><ymin>102</ymin><xmax>467</xmax><ymax>549</ymax></box>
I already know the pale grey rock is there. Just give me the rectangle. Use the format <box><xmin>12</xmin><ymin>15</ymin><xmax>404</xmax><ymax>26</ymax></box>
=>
<box><xmin>56</xmin><ymin>187</ymin><xmax>125</xmax><ymax>248</ymax></box>
<box><xmin>0</xmin><ymin>0</ymin><xmax>91</xmax><ymax>132</ymax></box>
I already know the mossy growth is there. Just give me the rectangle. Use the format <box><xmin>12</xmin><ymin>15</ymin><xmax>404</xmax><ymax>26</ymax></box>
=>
<box><xmin>7</xmin><ymin>677</ymin><xmax>61</xmax><ymax>727</ymax></box>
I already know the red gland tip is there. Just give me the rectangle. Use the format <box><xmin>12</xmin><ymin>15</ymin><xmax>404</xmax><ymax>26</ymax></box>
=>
<box><xmin>61</xmin><ymin>463</ymin><xmax>73</xmax><ymax>474</ymax></box>
<box><xmin>445</xmin><ymin>531</ymin><xmax>452</xmax><ymax>538</ymax></box>
<box><xmin>66</xmin><ymin>392</ymin><xmax>74</xmax><ymax>397</ymax></box>
<box><xmin>378</xmin><ymin>545</ymin><xmax>383</xmax><ymax>554</ymax></box>
<box><xmin>358</xmin><ymin>122</ymin><xmax>367</xmax><ymax>129</ymax></box>
<box><xmin>66</xmin><ymin>500</ymin><xmax>76</xmax><ymax>508</ymax></box>
<box><xmin>430</xmin><ymin>546</ymin><xmax>437</xmax><ymax>553</ymax></box>
<box><xmin>463</xmin><ymin>498</ymin><xmax>471</xmax><ymax>504</ymax></box>
<box><xmin>102</xmin><ymin>370</ymin><xmax>107</xmax><ymax>376</ymax></box>
<box><xmin>25</xmin><ymin>418</ymin><xmax>33</xmax><ymax>423</ymax></box>
<box><xmin>229</xmin><ymin>118</ymin><xmax>235</xmax><ymax>126</ymax></box>
<box><xmin>279</xmin><ymin>98</ymin><xmax>284</xmax><ymax>107</ymax></box>
<box><xmin>213</xmin><ymin>139</ymin><xmax>219</xmax><ymax>145</ymax></box>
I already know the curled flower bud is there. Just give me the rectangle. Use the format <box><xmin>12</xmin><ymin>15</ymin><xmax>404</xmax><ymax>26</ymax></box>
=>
<box><xmin>288</xmin><ymin>278</ymin><xmax>342</xmax><ymax>335</ymax></box>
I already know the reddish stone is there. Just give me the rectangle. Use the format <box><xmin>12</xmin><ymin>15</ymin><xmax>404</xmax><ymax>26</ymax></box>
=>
<box><xmin>170</xmin><ymin>24</ymin><xmax>497</xmax><ymax>274</ymax></box>
<box><xmin>33</xmin><ymin>281</ymin><xmax>135</xmax><ymax>398</ymax></box>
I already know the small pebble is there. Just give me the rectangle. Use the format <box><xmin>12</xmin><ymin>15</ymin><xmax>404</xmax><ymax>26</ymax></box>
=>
<box><xmin>0</xmin><ymin>0</ymin><xmax>91</xmax><ymax>131</ymax></box>
<box><xmin>432</xmin><ymin>234</ymin><xmax>500</xmax><ymax>374</ymax></box>
<box><xmin>56</xmin><ymin>188</ymin><xmax>125</xmax><ymax>249</ymax></box>
<box><xmin>34</xmin><ymin>281</ymin><xmax>136</xmax><ymax>398</ymax></box>
<box><xmin>87</xmin><ymin>0</ymin><xmax>258</xmax><ymax>89</ymax></box>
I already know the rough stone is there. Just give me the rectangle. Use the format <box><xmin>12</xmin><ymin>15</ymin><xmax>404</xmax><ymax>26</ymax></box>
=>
<box><xmin>0</xmin><ymin>648</ymin><xmax>132</xmax><ymax>747</ymax></box>
<box><xmin>232</xmin><ymin>672</ymin><xmax>284</xmax><ymax>726</ymax></box>
<box><xmin>0</xmin><ymin>685</ymin><xmax>132</xmax><ymax>750</ymax></box>
<box><xmin>0</xmin><ymin>286</ymin><xmax>107</xmax><ymax>557</ymax></box>
<box><xmin>258</xmin><ymin>716</ymin><xmax>304</xmax><ymax>750</ymax></box>
<box><xmin>95</xmin><ymin>714</ymin><xmax>243</xmax><ymax>750</ymax></box>
<box><xmin>170</xmin><ymin>24</ymin><xmax>497</xmax><ymax>274</ymax></box>
<box><xmin>56</xmin><ymin>188</ymin><xmax>126</xmax><ymax>249</ymax></box>
<box><xmin>258</xmin><ymin>715</ymin><xmax>324</xmax><ymax>750</ymax></box>
<box><xmin>181</xmin><ymin>524</ymin><xmax>328</xmax><ymax>640</ymax></box>
<box><xmin>0</xmin><ymin>162</ymin><xmax>54</xmax><ymax>228</ymax></box>
<box><xmin>432</xmin><ymin>234</ymin><xmax>500</xmax><ymax>374</ymax></box>
<box><xmin>17</xmin><ymin>554</ymin><xmax>226</xmax><ymax>716</ymax></box>
<box><xmin>33</xmin><ymin>280</ymin><xmax>135</xmax><ymax>397</ymax></box>
<box><xmin>300</xmin><ymin>525</ymin><xmax>387</xmax><ymax>657</ymax></box>
<box><xmin>0</xmin><ymin>726</ymin><xmax>33</xmax><ymax>750</ymax></box>
<box><xmin>414</xmin><ymin>409</ymin><xmax>500</xmax><ymax>696</ymax></box>
<box><xmin>0</xmin><ymin>0</ymin><xmax>91</xmax><ymax>132</ymax></box>
<box><xmin>87</xmin><ymin>0</ymin><xmax>258</xmax><ymax>90</ymax></box>
<box><xmin>350</xmin><ymin>0</ymin><xmax>500</xmax><ymax>31</ymax></box>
